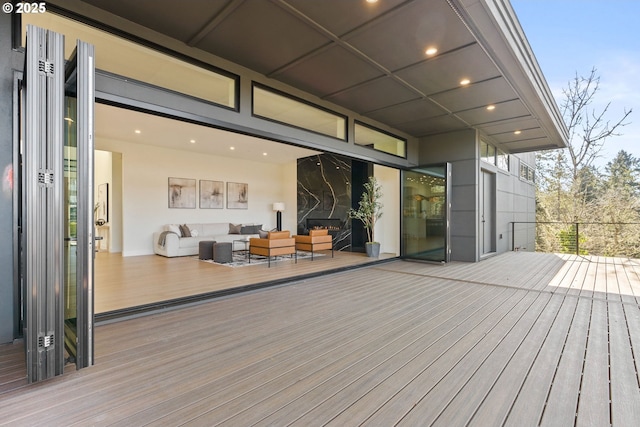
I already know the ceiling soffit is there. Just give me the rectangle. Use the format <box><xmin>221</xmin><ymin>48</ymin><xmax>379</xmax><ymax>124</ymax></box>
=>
<box><xmin>75</xmin><ymin>0</ymin><xmax>567</xmax><ymax>153</ymax></box>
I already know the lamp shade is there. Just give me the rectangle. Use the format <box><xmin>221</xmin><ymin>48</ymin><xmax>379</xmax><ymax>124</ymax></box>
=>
<box><xmin>272</xmin><ymin>202</ymin><xmax>285</xmax><ymax>212</ymax></box>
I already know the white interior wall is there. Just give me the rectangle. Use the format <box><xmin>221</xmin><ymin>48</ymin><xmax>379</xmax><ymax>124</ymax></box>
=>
<box><xmin>94</xmin><ymin>150</ymin><xmax>113</xmax><ymax>252</ymax></box>
<box><xmin>94</xmin><ymin>150</ymin><xmax>124</xmax><ymax>253</ymax></box>
<box><xmin>374</xmin><ymin>164</ymin><xmax>400</xmax><ymax>256</ymax></box>
<box><xmin>96</xmin><ymin>139</ymin><xmax>296</xmax><ymax>256</ymax></box>
<box><xmin>111</xmin><ymin>152</ymin><xmax>124</xmax><ymax>252</ymax></box>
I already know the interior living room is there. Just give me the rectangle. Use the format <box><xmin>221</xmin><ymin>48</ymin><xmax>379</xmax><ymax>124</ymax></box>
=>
<box><xmin>93</xmin><ymin>102</ymin><xmax>401</xmax><ymax>317</ymax></box>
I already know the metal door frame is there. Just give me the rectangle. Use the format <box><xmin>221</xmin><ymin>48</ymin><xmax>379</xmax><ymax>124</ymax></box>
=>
<box><xmin>23</xmin><ymin>25</ymin><xmax>65</xmax><ymax>382</ymax></box>
<box><xmin>22</xmin><ymin>25</ymin><xmax>95</xmax><ymax>382</ymax></box>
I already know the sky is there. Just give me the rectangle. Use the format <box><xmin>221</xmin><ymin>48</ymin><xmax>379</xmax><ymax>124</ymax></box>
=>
<box><xmin>510</xmin><ymin>0</ymin><xmax>640</xmax><ymax>169</ymax></box>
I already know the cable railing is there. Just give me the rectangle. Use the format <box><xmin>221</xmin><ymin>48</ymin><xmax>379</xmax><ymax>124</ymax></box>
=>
<box><xmin>511</xmin><ymin>222</ymin><xmax>640</xmax><ymax>258</ymax></box>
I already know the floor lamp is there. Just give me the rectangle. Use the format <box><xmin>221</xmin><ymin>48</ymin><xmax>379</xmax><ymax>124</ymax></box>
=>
<box><xmin>273</xmin><ymin>202</ymin><xmax>285</xmax><ymax>231</ymax></box>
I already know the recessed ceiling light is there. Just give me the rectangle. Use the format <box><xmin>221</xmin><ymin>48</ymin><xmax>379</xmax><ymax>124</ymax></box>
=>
<box><xmin>425</xmin><ymin>47</ymin><xmax>438</xmax><ymax>56</ymax></box>
<box><xmin>366</xmin><ymin>0</ymin><xmax>378</xmax><ymax>3</ymax></box>
<box><xmin>514</xmin><ymin>130</ymin><xmax>522</xmax><ymax>135</ymax></box>
<box><xmin>134</xmin><ymin>130</ymin><xmax>141</xmax><ymax>134</ymax></box>
<box><xmin>230</xmin><ymin>146</ymin><xmax>235</xmax><ymax>150</ymax></box>
<box><xmin>460</xmin><ymin>79</ymin><xmax>471</xmax><ymax>86</ymax></box>
<box><xmin>263</xmin><ymin>152</ymin><xmax>268</xmax><ymax>156</ymax></box>
<box><xmin>486</xmin><ymin>105</ymin><xmax>496</xmax><ymax>111</ymax></box>
<box><xmin>190</xmin><ymin>139</ymin><xmax>196</xmax><ymax>144</ymax></box>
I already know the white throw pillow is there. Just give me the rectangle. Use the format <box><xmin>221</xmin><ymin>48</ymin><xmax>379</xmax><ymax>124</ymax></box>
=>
<box><xmin>190</xmin><ymin>229</ymin><xmax>199</xmax><ymax>237</ymax></box>
<box><xmin>167</xmin><ymin>224</ymin><xmax>180</xmax><ymax>235</ymax></box>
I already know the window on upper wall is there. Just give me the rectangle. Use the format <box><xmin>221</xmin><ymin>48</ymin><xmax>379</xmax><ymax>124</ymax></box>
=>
<box><xmin>21</xmin><ymin>12</ymin><xmax>238</xmax><ymax>110</ymax></box>
<box><xmin>497</xmin><ymin>149</ymin><xmax>510</xmax><ymax>171</ymax></box>
<box><xmin>252</xmin><ymin>83</ymin><xmax>347</xmax><ymax>140</ymax></box>
<box><xmin>520</xmin><ymin>161</ymin><xmax>536</xmax><ymax>183</ymax></box>
<box><xmin>354</xmin><ymin>122</ymin><xmax>406</xmax><ymax>158</ymax></box>
<box><xmin>480</xmin><ymin>140</ymin><xmax>496</xmax><ymax>165</ymax></box>
<box><xmin>481</xmin><ymin>141</ymin><xmax>510</xmax><ymax>172</ymax></box>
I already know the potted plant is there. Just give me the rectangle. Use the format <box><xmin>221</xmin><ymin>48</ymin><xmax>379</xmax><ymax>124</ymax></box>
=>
<box><xmin>348</xmin><ymin>176</ymin><xmax>383</xmax><ymax>257</ymax></box>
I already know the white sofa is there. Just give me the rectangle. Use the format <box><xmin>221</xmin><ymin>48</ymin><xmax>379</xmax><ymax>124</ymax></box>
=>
<box><xmin>153</xmin><ymin>223</ymin><xmax>262</xmax><ymax>257</ymax></box>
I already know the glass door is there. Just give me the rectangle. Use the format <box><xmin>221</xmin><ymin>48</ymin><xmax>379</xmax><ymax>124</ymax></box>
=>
<box><xmin>402</xmin><ymin>164</ymin><xmax>450</xmax><ymax>262</ymax></box>
<box><xmin>63</xmin><ymin>96</ymin><xmax>79</xmax><ymax>364</ymax></box>
<box><xmin>63</xmin><ymin>40</ymin><xmax>95</xmax><ymax>370</ymax></box>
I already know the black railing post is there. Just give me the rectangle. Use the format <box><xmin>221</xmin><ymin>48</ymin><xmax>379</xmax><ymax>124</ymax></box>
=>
<box><xmin>575</xmin><ymin>222</ymin><xmax>579</xmax><ymax>255</ymax></box>
<box><xmin>511</xmin><ymin>222</ymin><xmax>515</xmax><ymax>251</ymax></box>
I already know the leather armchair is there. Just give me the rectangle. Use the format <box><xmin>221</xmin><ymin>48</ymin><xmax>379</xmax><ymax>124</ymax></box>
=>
<box><xmin>249</xmin><ymin>230</ymin><xmax>296</xmax><ymax>267</ymax></box>
<box><xmin>295</xmin><ymin>229</ymin><xmax>334</xmax><ymax>260</ymax></box>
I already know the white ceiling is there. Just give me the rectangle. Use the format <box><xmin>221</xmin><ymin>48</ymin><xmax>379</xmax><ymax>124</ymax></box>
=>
<box><xmin>95</xmin><ymin>103</ymin><xmax>320</xmax><ymax>163</ymax></box>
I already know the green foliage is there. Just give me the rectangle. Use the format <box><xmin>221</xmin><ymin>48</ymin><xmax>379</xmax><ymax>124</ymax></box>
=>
<box><xmin>557</xmin><ymin>226</ymin><xmax>588</xmax><ymax>255</ymax></box>
<box><xmin>537</xmin><ymin>150</ymin><xmax>640</xmax><ymax>257</ymax></box>
<box><xmin>535</xmin><ymin>68</ymin><xmax>639</xmax><ymax>258</ymax></box>
<box><xmin>348</xmin><ymin>176</ymin><xmax>383</xmax><ymax>243</ymax></box>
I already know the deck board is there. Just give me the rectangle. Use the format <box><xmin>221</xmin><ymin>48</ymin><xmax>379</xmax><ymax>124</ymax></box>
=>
<box><xmin>539</xmin><ymin>297</ymin><xmax>591</xmax><ymax>426</ymax></box>
<box><xmin>501</xmin><ymin>295</ymin><xmax>579</xmax><ymax>425</ymax></box>
<box><xmin>576</xmin><ymin>299</ymin><xmax>611</xmax><ymax>427</ymax></box>
<box><xmin>1</xmin><ymin>252</ymin><xmax>640</xmax><ymax>426</ymax></box>
<box><xmin>309</xmin><ymin>288</ymin><xmax>517</xmax><ymax>426</ymax></box>
<box><xmin>255</xmin><ymin>286</ymin><xmax>507</xmax><ymax>426</ymax></box>
<box><xmin>580</xmin><ymin>256</ymin><xmax>599</xmax><ymax>299</ymax></box>
<box><xmin>608</xmin><ymin>301</ymin><xmax>640</xmax><ymax>425</ymax></box>
<box><xmin>467</xmin><ymin>294</ymin><xmax>564</xmax><ymax>426</ymax></box>
<box><xmin>626</xmin><ymin>259</ymin><xmax>640</xmax><ymax>305</ymax></box>
<box><xmin>177</xmin><ymin>281</ymin><xmax>499</xmax><ymax>426</ymax></box>
<box><xmin>397</xmin><ymin>292</ymin><xmax>552</xmax><ymax>426</ymax></box>
<box><xmin>410</xmin><ymin>292</ymin><xmax>553</xmax><ymax>426</ymax></box>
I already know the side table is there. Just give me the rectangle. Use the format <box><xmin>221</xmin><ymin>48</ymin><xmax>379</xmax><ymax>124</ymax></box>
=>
<box><xmin>233</xmin><ymin>239</ymin><xmax>250</xmax><ymax>260</ymax></box>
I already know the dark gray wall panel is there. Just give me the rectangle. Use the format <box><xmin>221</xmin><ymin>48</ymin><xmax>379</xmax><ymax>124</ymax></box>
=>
<box><xmin>0</xmin><ymin>13</ymin><xmax>15</xmax><ymax>343</ymax></box>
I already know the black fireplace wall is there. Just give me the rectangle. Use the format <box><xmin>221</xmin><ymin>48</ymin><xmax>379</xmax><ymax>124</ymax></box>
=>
<box><xmin>350</xmin><ymin>160</ymin><xmax>373</xmax><ymax>252</ymax></box>
<box><xmin>297</xmin><ymin>153</ymin><xmax>371</xmax><ymax>252</ymax></box>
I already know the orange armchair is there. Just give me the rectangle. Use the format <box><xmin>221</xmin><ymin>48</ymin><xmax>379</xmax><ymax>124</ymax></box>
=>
<box><xmin>249</xmin><ymin>230</ymin><xmax>296</xmax><ymax>267</ymax></box>
<box><xmin>295</xmin><ymin>229</ymin><xmax>334</xmax><ymax>260</ymax></box>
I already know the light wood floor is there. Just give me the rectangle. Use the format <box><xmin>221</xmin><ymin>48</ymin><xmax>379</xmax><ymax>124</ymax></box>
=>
<box><xmin>2</xmin><ymin>252</ymin><xmax>640</xmax><ymax>425</ymax></box>
<box><xmin>95</xmin><ymin>250</ymin><xmax>396</xmax><ymax>314</ymax></box>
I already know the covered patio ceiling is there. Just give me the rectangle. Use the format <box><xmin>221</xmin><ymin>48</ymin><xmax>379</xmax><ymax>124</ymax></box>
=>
<box><xmin>59</xmin><ymin>0</ymin><xmax>568</xmax><ymax>153</ymax></box>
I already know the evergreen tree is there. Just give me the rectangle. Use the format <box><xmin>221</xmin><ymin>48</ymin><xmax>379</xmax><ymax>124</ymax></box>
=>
<box><xmin>605</xmin><ymin>150</ymin><xmax>640</xmax><ymax>198</ymax></box>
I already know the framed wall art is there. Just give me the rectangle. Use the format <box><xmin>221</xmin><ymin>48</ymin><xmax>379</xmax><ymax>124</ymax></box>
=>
<box><xmin>200</xmin><ymin>180</ymin><xmax>224</xmax><ymax>209</ymax></box>
<box><xmin>168</xmin><ymin>177</ymin><xmax>196</xmax><ymax>208</ymax></box>
<box><xmin>227</xmin><ymin>182</ymin><xmax>248</xmax><ymax>209</ymax></box>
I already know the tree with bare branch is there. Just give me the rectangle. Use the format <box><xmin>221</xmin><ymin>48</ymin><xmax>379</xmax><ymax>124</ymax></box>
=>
<box><xmin>535</xmin><ymin>68</ymin><xmax>637</xmax><ymax>256</ymax></box>
<box><xmin>561</xmin><ymin>67</ymin><xmax>632</xmax><ymax>180</ymax></box>
<box><xmin>537</xmin><ymin>67</ymin><xmax>633</xmax><ymax>222</ymax></box>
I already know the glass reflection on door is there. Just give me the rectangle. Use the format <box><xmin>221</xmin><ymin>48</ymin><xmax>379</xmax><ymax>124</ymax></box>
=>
<box><xmin>402</xmin><ymin>166</ymin><xmax>448</xmax><ymax>262</ymax></box>
<box><xmin>64</xmin><ymin>96</ymin><xmax>78</xmax><ymax>362</ymax></box>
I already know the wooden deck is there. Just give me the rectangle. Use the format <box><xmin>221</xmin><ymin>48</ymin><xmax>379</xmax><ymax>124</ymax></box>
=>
<box><xmin>2</xmin><ymin>252</ymin><xmax>640</xmax><ymax>425</ymax></box>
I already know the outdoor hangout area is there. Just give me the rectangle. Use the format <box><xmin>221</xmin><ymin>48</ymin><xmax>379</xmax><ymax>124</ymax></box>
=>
<box><xmin>2</xmin><ymin>251</ymin><xmax>639</xmax><ymax>425</ymax></box>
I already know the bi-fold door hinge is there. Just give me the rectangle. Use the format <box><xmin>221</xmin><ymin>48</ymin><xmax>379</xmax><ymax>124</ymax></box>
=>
<box><xmin>38</xmin><ymin>60</ymin><xmax>54</xmax><ymax>76</ymax></box>
<box><xmin>38</xmin><ymin>334</ymin><xmax>54</xmax><ymax>348</ymax></box>
<box><xmin>38</xmin><ymin>171</ymin><xmax>54</xmax><ymax>186</ymax></box>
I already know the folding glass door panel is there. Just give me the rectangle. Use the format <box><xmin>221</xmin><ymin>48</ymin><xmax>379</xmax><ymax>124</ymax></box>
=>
<box><xmin>23</xmin><ymin>25</ymin><xmax>65</xmax><ymax>382</ymax></box>
<box><xmin>402</xmin><ymin>165</ymin><xmax>450</xmax><ymax>262</ymax></box>
<box><xmin>64</xmin><ymin>38</ymin><xmax>95</xmax><ymax>371</ymax></box>
<box><xmin>22</xmin><ymin>25</ymin><xmax>94</xmax><ymax>383</ymax></box>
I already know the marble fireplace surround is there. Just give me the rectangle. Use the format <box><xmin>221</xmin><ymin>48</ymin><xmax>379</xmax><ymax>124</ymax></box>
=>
<box><xmin>297</xmin><ymin>153</ymin><xmax>370</xmax><ymax>252</ymax></box>
<box><xmin>306</xmin><ymin>218</ymin><xmax>343</xmax><ymax>232</ymax></box>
